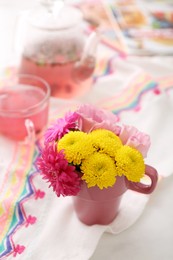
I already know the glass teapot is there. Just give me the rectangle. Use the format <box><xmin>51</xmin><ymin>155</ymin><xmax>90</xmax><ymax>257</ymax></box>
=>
<box><xmin>16</xmin><ymin>0</ymin><xmax>99</xmax><ymax>98</ymax></box>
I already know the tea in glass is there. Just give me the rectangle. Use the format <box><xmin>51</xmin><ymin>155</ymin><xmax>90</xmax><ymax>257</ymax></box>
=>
<box><xmin>16</xmin><ymin>2</ymin><xmax>98</xmax><ymax>98</ymax></box>
<box><xmin>0</xmin><ymin>74</ymin><xmax>50</xmax><ymax>140</ymax></box>
<box><xmin>19</xmin><ymin>56</ymin><xmax>95</xmax><ymax>98</ymax></box>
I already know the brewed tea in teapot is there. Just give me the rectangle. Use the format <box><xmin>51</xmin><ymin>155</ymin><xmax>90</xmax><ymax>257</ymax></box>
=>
<box><xmin>17</xmin><ymin>0</ymin><xmax>99</xmax><ymax>98</ymax></box>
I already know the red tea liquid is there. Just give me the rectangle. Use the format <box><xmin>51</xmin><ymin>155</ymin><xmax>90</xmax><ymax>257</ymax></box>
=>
<box><xmin>18</xmin><ymin>56</ymin><xmax>93</xmax><ymax>98</ymax></box>
<box><xmin>0</xmin><ymin>85</ymin><xmax>49</xmax><ymax>140</ymax></box>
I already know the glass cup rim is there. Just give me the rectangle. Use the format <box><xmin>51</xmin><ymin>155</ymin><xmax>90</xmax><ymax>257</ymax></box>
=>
<box><xmin>0</xmin><ymin>73</ymin><xmax>51</xmax><ymax>117</ymax></box>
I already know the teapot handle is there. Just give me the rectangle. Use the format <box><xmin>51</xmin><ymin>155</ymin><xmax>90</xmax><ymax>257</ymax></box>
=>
<box><xmin>72</xmin><ymin>32</ymin><xmax>99</xmax><ymax>81</ymax></box>
<box><xmin>80</xmin><ymin>31</ymin><xmax>100</xmax><ymax>63</ymax></box>
<box><xmin>125</xmin><ymin>164</ymin><xmax>158</xmax><ymax>194</ymax></box>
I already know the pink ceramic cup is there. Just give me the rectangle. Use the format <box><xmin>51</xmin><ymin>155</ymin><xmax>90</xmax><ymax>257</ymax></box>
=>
<box><xmin>73</xmin><ymin>164</ymin><xmax>158</xmax><ymax>226</ymax></box>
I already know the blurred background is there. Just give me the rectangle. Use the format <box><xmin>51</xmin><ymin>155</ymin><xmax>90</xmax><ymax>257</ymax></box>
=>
<box><xmin>0</xmin><ymin>0</ymin><xmax>35</xmax><ymax>67</ymax></box>
<box><xmin>0</xmin><ymin>0</ymin><xmax>173</xmax><ymax>69</ymax></box>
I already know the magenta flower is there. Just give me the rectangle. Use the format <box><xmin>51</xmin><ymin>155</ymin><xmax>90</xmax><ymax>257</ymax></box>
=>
<box><xmin>76</xmin><ymin>104</ymin><xmax>120</xmax><ymax>135</ymax></box>
<box><xmin>119</xmin><ymin>125</ymin><xmax>151</xmax><ymax>157</ymax></box>
<box><xmin>37</xmin><ymin>143</ymin><xmax>81</xmax><ymax>197</ymax></box>
<box><xmin>44</xmin><ymin>111</ymin><xmax>79</xmax><ymax>144</ymax></box>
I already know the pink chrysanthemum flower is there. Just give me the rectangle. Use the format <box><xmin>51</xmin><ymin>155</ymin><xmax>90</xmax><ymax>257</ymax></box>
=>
<box><xmin>44</xmin><ymin>111</ymin><xmax>79</xmax><ymax>144</ymax></box>
<box><xmin>37</xmin><ymin>143</ymin><xmax>81</xmax><ymax>197</ymax></box>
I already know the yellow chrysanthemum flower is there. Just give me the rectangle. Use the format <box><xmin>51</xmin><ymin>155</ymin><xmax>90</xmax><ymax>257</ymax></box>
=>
<box><xmin>115</xmin><ymin>146</ymin><xmax>145</xmax><ymax>182</ymax></box>
<box><xmin>81</xmin><ymin>153</ymin><xmax>117</xmax><ymax>189</ymax></box>
<box><xmin>88</xmin><ymin>129</ymin><xmax>122</xmax><ymax>158</ymax></box>
<box><xmin>57</xmin><ymin>131</ymin><xmax>95</xmax><ymax>165</ymax></box>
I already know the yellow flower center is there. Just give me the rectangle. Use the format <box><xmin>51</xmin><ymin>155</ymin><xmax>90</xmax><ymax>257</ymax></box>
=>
<box><xmin>57</xmin><ymin>131</ymin><xmax>95</xmax><ymax>165</ymax></box>
<box><xmin>115</xmin><ymin>145</ymin><xmax>145</xmax><ymax>182</ymax></box>
<box><xmin>88</xmin><ymin>129</ymin><xmax>122</xmax><ymax>158</ymax></box>
<box><xmin>81</xmin><ymin>152</ymin><xmax>117</xmax><ymax>189</ymax></box>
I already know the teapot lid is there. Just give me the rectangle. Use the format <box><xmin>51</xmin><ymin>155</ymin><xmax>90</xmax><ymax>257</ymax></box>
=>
<box><xmin>27</xmin><ymin>0</ymin><xmax>83</xmax><ymax>30</ymax></box>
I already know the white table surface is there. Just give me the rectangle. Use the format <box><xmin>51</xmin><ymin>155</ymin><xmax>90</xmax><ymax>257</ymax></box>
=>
<box><xmin>0</xmin><ymin>2</ymin><xmax>173</xmax><ymax>260</ymax></box>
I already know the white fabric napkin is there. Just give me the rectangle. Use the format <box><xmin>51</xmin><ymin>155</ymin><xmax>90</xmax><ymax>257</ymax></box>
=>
<box><xmin>19</xmin><ymin>89</ymin><xmax>173</xmax><ymax>260</ymax></box>
<box><xmin>1</xmin><ymin>58</ymin><xmax>173</xmax><ymax>259</ymax></box>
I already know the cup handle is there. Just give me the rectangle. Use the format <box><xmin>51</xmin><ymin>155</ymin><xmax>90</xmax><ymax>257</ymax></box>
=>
<box><xmin>125</xmin><ymin>164</ymin><xmax>158</xmax><ymax>194</ymax></box>
<box><xmin>24</xmin><ymin>119</ymin><xmax>36</xmax><ymax>144</ymax></box>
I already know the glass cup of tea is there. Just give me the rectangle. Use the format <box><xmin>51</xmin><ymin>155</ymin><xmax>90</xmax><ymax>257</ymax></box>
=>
<box><xmin>0</xmin><ymin>74</ymin><xmax>50</xmax><ymax>141</ymax></box>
